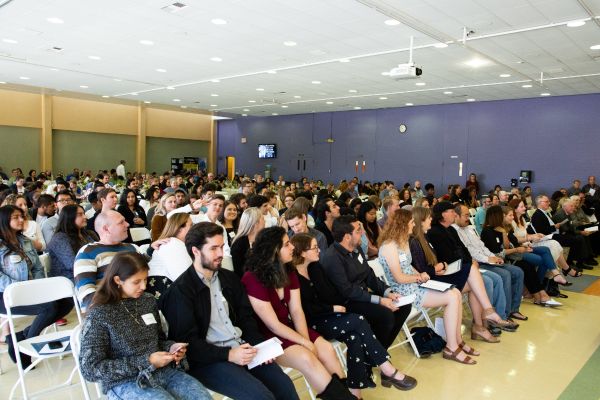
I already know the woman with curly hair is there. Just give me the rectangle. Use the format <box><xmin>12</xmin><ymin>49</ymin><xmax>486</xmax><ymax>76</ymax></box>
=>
<box><xmin>241</xmin><ymin>227</ymin><xmax>355</xmax><ymax>399</ymax></box>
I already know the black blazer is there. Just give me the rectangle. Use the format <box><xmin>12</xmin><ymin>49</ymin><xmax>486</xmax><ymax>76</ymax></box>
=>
<box><xmin>480</xmin><ymin>227</ymin><xmax>503</xmax><ymax>254</ymax></box>
<box><xmin>528</xmin><ymin>209</ymin><xmax>555</xmax><ymax>235</ymax></box>
<box><xmin>158</xmin><ymin>266</ymin><xmax>264</xmax><ymax>369</ymax></box>
<box><xmin>426</xmin><ymin>223</ymin><xmax>472</xmax><ymax>265</ymax></box>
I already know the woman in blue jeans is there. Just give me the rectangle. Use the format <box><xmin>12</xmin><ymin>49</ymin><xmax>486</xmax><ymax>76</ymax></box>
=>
<box><xmin>0</xmin><ymin>205</ymin><xmax>73</xmax><ymax>368</ymax></box>
<box><xmin>79</xmin><ymin>252</ymin><xmax>211</xmax><ymax>400</ymax></box>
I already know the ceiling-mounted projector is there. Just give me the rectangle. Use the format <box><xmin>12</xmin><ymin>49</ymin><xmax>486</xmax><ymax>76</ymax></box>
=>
<box><xmin>389</xmin><ymin>62</ymin><xmax>422</xmax><ymax>80</ymax></box>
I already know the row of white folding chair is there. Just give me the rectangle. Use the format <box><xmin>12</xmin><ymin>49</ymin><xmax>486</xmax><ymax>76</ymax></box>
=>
<box><xmin>367</xmin><ymin>259</ymin><xmax>435</xmax><ymax>359</ymax></box>
<box><xmin>3</xmin><ymin>276</ymin><xmax>84</xmax><ymax>399</ymax></box>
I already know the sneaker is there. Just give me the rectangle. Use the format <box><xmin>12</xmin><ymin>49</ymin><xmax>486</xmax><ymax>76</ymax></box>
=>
<box><xmin>56</xmin><ymin>318</ymin><xmax>68</xmax><ymax>326</ymax></box>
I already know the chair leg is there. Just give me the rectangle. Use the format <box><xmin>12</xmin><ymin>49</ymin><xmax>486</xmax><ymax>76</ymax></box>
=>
<box><xmin>402</xmin><ymin>323</ymin><xmax>421</xmax><ymax>358</ymax></box>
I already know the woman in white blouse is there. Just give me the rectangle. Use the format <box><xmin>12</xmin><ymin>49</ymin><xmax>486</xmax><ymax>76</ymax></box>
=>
<box><xmin>1</xmin><ymin>194</ymin><xmax>45</xmax><ymax>251</ymax></box>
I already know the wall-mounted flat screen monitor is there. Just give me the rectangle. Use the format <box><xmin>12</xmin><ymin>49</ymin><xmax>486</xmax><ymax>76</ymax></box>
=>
<box><xmin>258</xmin><ymin>144</ymin><xmax>277</xmax><ymax>159</ymax></box>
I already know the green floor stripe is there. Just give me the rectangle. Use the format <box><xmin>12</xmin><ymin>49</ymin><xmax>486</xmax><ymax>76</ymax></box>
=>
<box><xmin>558</xmin><ymin>342</ymin><xmax>600</xmax><ymax>400</ymax></box>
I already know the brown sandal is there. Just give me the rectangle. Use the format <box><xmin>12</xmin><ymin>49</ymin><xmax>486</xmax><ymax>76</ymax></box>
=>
<box><xmin>458</xmin><ymin>341</ymin><xmax>480</xmax><ymax>356</ymax></box>
<box><xmin>471</xmin><ymin>324</ymin><xmax>500</xmax><ymax>343</ymax></box>
<box><xmin>442</xmin><ymin>346</ymin><xmax>477</xmax><ymax>365</ymax></box>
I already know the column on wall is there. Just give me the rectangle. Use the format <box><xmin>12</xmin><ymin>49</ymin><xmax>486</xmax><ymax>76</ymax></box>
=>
<box><xmin>137</xmin><ymin>106</ymin><xmax>147</xmax><ymax>172</ymax></box>
<box><xmin>40</xmin><ymin>94</ymin><xmax>53</xmax><ymax>171</ymax></box>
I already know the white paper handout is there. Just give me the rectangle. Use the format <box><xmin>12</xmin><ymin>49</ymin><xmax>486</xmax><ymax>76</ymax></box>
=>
<box><xmin>443</xmin><ymin>259</ymin><xmax>461</xmax><ymax>275</ymax></box>
<box><xmin>584</xmin><ymin>226</ymin><xmax>599</xmax><ymax>232</ymax></box>
<box><xmin>589</xmin><ymin>188</ymin><xmax>596</xmax><ymax>196</ymax></box>
<box><xmin>393</xmin><ymin>293</ymin><xmax>416</xmax><ymax>307</ymax></box>
<box><xmin>420</xmin><ymin>280</ymin><xmax>454</xmax><ymax>292</ymax></box>
<box><xmin>247</xmin><ymin>337</ymin><xmax>285</xmax><ymax>369</ymax></box>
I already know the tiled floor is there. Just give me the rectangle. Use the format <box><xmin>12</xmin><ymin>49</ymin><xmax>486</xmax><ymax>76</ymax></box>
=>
<box><xmin>1</xmin><ymin>288</ymin><xmax>599</xmax><ymax>399</ymax></box>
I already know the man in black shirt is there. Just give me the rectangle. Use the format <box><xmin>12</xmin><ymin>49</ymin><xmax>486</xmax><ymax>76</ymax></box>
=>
<box><xmin>314</xmin><ymin>199</ymin><xmax>340</xmax><ymax>246</ymax></box>
<box><xmin>321</xmin><ymin>215</ymin><xmax>411</xmax><ymax>350</ymax></box>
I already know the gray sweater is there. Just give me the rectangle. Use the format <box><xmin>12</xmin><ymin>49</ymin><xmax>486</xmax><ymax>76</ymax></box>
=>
<box><xmin>79</xmin><ymin>293</ymin><xmax>178</xmax><ymax>393</ymax></box>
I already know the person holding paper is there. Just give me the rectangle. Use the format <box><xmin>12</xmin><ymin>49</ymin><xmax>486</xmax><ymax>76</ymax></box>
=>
<box><xmin>242</xmin><ymin>227</ymin><xmax>356</xmax><ymax>399</ymax></box>
<box><xmin>379</xmin><ymin>209</ymin><xmax>477</xmax><ymax>365</ymax></box>
<box><xmin>422</xmin><ymin>202</ymin><xmax>518</xmax><ymax>342</ymax></box>
<box><xmin>553</xmin><ymin>199</ymin><xmax>599</xmax><ymax>263</ymax></box>
<box><xmin>79</xmin><ymin>252</ymin><xmax>211</xmax><ymax>400</ymax></box>
<box><xmin>291</xmin><ymin>233</ymin><xmax>417</xmax><ymax>396</ymax></box>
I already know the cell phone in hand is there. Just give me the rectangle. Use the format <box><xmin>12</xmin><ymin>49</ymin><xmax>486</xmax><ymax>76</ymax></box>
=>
<box><xmin>171</xmin><ymin>343</ymin><xmax>188</xmax><ymax>354</ymax></box>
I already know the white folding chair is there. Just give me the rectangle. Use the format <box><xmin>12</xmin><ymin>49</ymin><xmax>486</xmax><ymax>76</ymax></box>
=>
<box><xmin>0</xmin><ymin>313</ymin><xmax>28</xmax><ymax>375</ymax></box>
<box><xmin>330</xmin><ymin>339</ymin><xmax>347</xmax><ymax>370</ymax></box>
<box><xmin>468</xmin><ymin>208</ymin><xmax>476</xmax><ymax>217</ymax></box>
<box><xmin>39</xmin><ymin>253</ymin><xmax>51</xmax><ymax>278</ymax></box>
<box><xmin>283</xmin><ymin>367</ymin><xmax>316</xmax><ymax>400</ymax></box>
<box><xmin>70</xmin><ymin>324</ymin><xmax>103</xmax><ymax>400</ymax></box>
<box><xmin>129</xmin><ymin>227</ymin><xmax>151</xmax><ymax>243</ymax></box>
<box><xmin>4</xmin><ymin>276</ymin><xmax>83</xmax><ymax>399</ymax></box>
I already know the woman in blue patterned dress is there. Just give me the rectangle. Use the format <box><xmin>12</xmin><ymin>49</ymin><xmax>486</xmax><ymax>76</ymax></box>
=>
<box><xmin>378</xmin><ymin>209</ymin><xmax>478</xmax><ymax>365</ymax></box>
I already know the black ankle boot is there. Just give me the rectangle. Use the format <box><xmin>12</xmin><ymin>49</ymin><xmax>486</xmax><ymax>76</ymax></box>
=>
<box><xmin>317</xmin><ymin>374</ymin><xmax>357</xmax><ymax>400</ymax></box>
<box><xmin>7</xmin><ymin>331</ymin><xmax>32</xmax><ymax>369</ymax></box>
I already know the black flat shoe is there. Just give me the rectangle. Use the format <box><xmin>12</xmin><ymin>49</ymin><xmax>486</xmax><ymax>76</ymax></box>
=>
<box><xmin>556</xmin><ymin>293</ymin><xmax>569</xmax><ymax>298</ymax></box>
<box><xmin>561</xmin><ymin>267</ymin><xmax>582</xmax><ymax>277</ymax></box>
<box><xmin>380</xmin><ymin>369</ymin><xmax>417</xmax><ymax>391</ymax></box>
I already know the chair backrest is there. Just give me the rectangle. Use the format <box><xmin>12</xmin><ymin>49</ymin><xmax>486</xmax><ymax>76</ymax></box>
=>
<box><xmin>468</xmin><ymin>208</ymin><xmax>476</xmax><ymax>217</ymax></box>
<box><xmin>130</xmin><ymin>227</ymin><xmax>151</xmax><ymax>242</ymax></box>
<box><xmin>367</xmin><ymin>259</ymin><xmax>389</xmax><ymax>284</ymax></box>
<box><xmin>39</xmin><ymin>253</ymin><xmax>51</xmax><ymax>278</ymax></box>
<box><xmin>469</xmin><ymin>216</ymin><xmax>475</xmax><ymax>226</ymax></box>
<box><xmin>4</xmin><ymin>276</ymin><xmax>77</xmax><ymax>309</ymax></box>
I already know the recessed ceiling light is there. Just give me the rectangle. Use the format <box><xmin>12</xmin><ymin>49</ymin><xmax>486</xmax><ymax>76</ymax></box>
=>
<box><xmin>19</xmin><ymin>76</ymin><xmax>30</xmax><ymax>80</ymax></box>
<box><xmin>381</xmin><ymin>71</ymin><xmax>391</xmax><ymax>76</ymax></box>
<box><xmin>2</xmin><ymin>38</ymin><xmax>18</xmax><ymax>44</ymax></box>
<box><xmin>256</xmin><ymin>88</ymin><xmax>264</xmax><ymax>91</ymax></box>
<box><xmin>522</xmin><ymin>84</ymin><xmax>532</xmax><ymax>88</ymax></box>
<box><xmin>49</xmin><ymin>68</ymin><xmax>59</xmax><ymax>71</ymax></box>
<box><xmin>281</xmin><ymin>105</ymin><xmax>288</xmax><ymax>108</ymax></box>
<box><xmin>113</xmin><ymin>78</ymin><xmax>122</xmax><ymax>82</ymax></box>
<box><xmin>101</xmin><ymin>95</ymin><xmax>109</xmax><ymax>98</ymax></box>
<box><xmin>266</xmin><ymin>70</ymin><xmax>277</xmax><ymax>74</ymax></box>
<box><xmin>0</xmin><ymin>81</ymin><xmax>6</xmax><ymax>84</ymax></box>
<box><xmin>210</xmin><ymin>79</ymin><xmax>220</xmax><ymax>83</ymax></box>
<box><xmin>293</xmin><ymin>95</ymin><xmax>301</xmax><ymax>99</ymax></box>
<box><xmin>88</xmin><ymin>55</ymin><xmax>101</xmax><ymax>60</ymax></box>
<box><xmin>348</xmin><ymin>89</ymin><xmax>358</xmax><ymax>93</ymax></box>
<box><xmin>156</xmin><ymin>68</ymin><xmax>167</xmax><ymax>73</ymax></box>
<box><xmin>243</xmin><ymin>109</ymin><xmax>250</xmax><ymax>112</ymax></box>
<box><xmin>384</xmin><ymin>19</ymin><xmax>400</xmax><ymax>26</ymax></box>
<box><xmin>464</xmin><ymin>58</ymin><xmax>490</xmax><ymax>68</ymax></box>
<box><xmin>180</xmin><ymin>105</ymin><xmax>187</xmax><ymax>109</ymax></box>
<box><xmin>210</xmin><ymin>57</ymin><xmax>222</xmax><ymax>62</ymax></box>
<box><xmin>210</xmin><ymin>104</ymin><xmax>218</xmax><ymax>107</ymax></box>
<box><xmin>467</xmin><ymin>98</ymin><xmax>476</xmax><ymax>102</ymax></box>
<box><xmin>144</xmin><ymin>101</ymin><xmax>151</xmax><ymax>104</ymax></box>
<box><xmin>79</xmin><ymin>85</ymin><xmax>89</xmax><ymax>88</ymax></box>
<box><xmin>540</xmin><ymin>92</ymin><xmax>551</xmax><ymax>96</ymax></box>
<box><xmin>173</xmin><ymin>99</ymin><xmax>181</xmax><ymax>102</ymax></box>
<box><xmin>326</xmin><ymin>101</ymin><xmax>334</xmax><ymax>104</ymax></box>
<box><xmin>242</xmin><ymin>114</ymin><xmax>248</xmax><ymax>117</ymax></box>
<box><xmin>443</xmin><ymin>91</ymin><xmax>453</xmax><ymax>94</ymax></box>
<box><xmin>354</xmin><ymin>106</ymin><xmax>361</xmax><ymax>110</ymax></box>
<box><xmin>272</xmin><ymin>113</ymin><xmax>279</xmax><ymax>116</ymax></box>
<box><xmin>131</xmin><ymin>93</ymin><xmax>138</xmax><ymax>96</ymax></box>
<box><xmin>499</xmin><ymin>73</ymin><xmax>511</xmax><ymax>78</ymax></box>
<box><xmin>311</xmin><ymin>80</ymin><xmax>321</xmax><ymax>84</ymax></box>
<box><xmin>415</xmin><ymin>82</ymin><xmax>426</xmax><ymax>86</ymax></box>
<box><xmin>339</xmin><ymin>58</ymin><xmax>350</xmax><ymax>63</ymax></box>
<box><xmin>379</xmin><ymin>97</ymin><xmax>388</xmax><ymax>100</ymax></box>
<box><xmin>211</xmin><ymin>18</ymin><xmax>227</xmax><ymax>25</ymax></box>
<box><xmin>211</xmin><ymin>94</ymin><xmax>219</xmax><ymax>97</ymax></box>
<box><xmin>566</xmin><ymin>20</ymin><xmax>586</xmax><ymax>28</ymax></box>
<box><xmin>433</xmin><ymin>42</ymin><xmax>448</xmax><ymax>48</ymax></box>
<box><xmin>283</xmin><ymin>41</ymin><xmax>297</xmax><ymax>47</ymax></box>
<box><xmin>590</xmin><ymin>44</ymin><xmax>600</xmax><ymax>50</ymax></box>
<box><xmin>46</xmin><ymin>17</ymin><xmax>64</xmax><ymax>24</ymax></box>
<box><xmin>139</xmin><ymin>40</ymin><xmax>154</xmax><ymax>46</ymax></box>
<box><xmin>405</xmin><ymin>103</ymin><xmax>414</xmax><ymax>106</ymax></box>
<box><xmin>166</xmin><ymin>86</ymin><xmax>175</xmax><ymax>90</ymax></box>
<box><xmin>248</xmin><ymin>100</ymin><xmax>256</xmax><ymax>103</ymax></box>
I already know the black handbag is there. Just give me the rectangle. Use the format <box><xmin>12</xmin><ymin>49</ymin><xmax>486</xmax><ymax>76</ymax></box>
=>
<box><xmin>409</xmin><ymin>327</ymin><xmax>446</xmax><ymax>357</ymax></box>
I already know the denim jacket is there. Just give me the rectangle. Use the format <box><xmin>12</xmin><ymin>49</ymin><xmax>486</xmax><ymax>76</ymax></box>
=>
<box><xmin>0</xmin><ymin>236</ymin><xmax>44</xmax><ymax>293</ymax></box>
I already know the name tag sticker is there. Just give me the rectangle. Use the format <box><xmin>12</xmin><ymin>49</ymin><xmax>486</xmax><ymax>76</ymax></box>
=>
<box><xmin>141</xmin><ymin>313</ymin><xmax>157</xmax><ymax>325</ymax></box>
<box><xmin>357</xmin><ymin>254</ymin><xmax>364</xmax><ymax>264</ymax></box>
<box><xmin>496</xmin><ymin>237</ymin><xmax>500</xmax><ymax>243</ymax></box>
<box><xmin>229</xmin><ymin>231</ymin><xmax>236</xmax><ymax>238</ymax></box>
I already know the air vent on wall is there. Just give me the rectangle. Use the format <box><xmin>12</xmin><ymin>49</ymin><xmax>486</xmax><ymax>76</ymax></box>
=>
<box><xmin>161</xmin><ymin>2</ymin><xmax>188</xmax><ymax>13</ymax></box>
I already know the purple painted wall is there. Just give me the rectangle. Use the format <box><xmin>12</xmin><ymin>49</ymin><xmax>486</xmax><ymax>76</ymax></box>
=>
<box><xmin>217</xmin><ymin>93</ymin><xmax>600</xmax><ymax>195</ymax></box>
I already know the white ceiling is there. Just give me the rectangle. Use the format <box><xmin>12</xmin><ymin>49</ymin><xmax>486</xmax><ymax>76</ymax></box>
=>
<box><xmin>1</xmin><ymin>0</ymin><xmax>599</xmax><ymax>116</ymax></box>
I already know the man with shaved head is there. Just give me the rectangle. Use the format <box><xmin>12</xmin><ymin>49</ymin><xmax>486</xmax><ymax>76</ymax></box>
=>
<box><xmin>74</xmin><ymin>210</ymin><xmax>145</xmax><ymax>311</ymax></box>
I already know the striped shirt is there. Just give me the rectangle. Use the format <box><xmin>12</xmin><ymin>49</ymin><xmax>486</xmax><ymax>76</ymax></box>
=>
<box><xmin>74</xmin><ymin>242</ymin><xmax>139</xmax><ymax>311</ymax></box>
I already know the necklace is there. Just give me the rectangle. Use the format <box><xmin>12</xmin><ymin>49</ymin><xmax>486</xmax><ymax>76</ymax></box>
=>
<box><xmin>121</xmin><ymin>299</ymin><xmax>141</xmax><ymax>326</ymax></box>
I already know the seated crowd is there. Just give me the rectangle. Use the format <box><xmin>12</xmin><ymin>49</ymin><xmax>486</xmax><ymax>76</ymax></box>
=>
<box><xmin>1</xmin><ymin>166</ymin><xmax>600</xmax><ymax>399</ymax></box>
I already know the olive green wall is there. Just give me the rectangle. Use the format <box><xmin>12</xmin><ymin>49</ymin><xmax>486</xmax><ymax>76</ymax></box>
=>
<box><xmin>52</xmin><ymin>130</ymin><xmax>137</xmax><ymax>174</ymax></box>
<box><xmin>0</xmin><ymin>125</ymin><xmax>40</xmax><ymax>174</ymax></box>
<box><xmin>146</xmin><ymin>137</ymin><xmax>209</xmax><ymax>174</ymax></box>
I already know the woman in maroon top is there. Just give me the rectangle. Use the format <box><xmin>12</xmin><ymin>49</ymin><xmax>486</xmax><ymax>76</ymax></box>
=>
<box><xmin>242</xmin><ymin>227</ymin><xmax>355</xmax><ymax>400</ymax></box>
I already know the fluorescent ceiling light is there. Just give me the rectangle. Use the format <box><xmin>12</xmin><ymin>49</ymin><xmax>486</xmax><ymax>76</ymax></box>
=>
<box><xmin>415</xmin><ymin>82</ymin><xmax>426</xmax><ymax>86</ymax></box>
<box><xmin>101</xmin><ymin>95</ymin><xmax>109</xmax><ymax>98</ymax></box>
<box><xmin>2</xmin><ymin>38</ymin><xmax>18</xmax><ymax>44</ymax></box>
<box><xmin>522</xmin><ymin>84</ymin><xmax>532</xmax><ymax>88</ymax></box>
<box><xmin>210</xmin><ymin>57</ymin><xmax>223</xmax><ymax>62</ymax></box>
<box><xmin>467</xmin><ymin>98</ymin><xmax>476</xmax><ymax>102</ymax></box>
<box><xmin>248</xmin><ymin>100</ymin><xmax>256</xmax><ymax>103</ymax></box>
<box><xmin>293</xmin><ymin>95</ymin><xmax>301</xmax><ymax>98</ymax></box>
<box><xmin>433</xmin><ymin>43</ymin><xmax>448</xmax><ymax>48</ymax></box>
<box><xmin>444</xmin><ymin>91</ymin><xmax>453</xmax><ymax>94</ymax></box>
<box><xmin>131</xmin><ymin>93</ymin><xmax>138</xmax><ymax>96</ymax></box>
<box><xmin>311</xmin><ymin>80</ymin><xmax>321</xmax><ymax>84</ymax></box>
<box><xmin>243</xmin><ymin>109</ymin><xmax>250</xmax><ymax>112</ymax></box>
<box><xmin>566</xmin><ymin>20</ymin><xmax>585</xmax><ymax>27</ymax></box>
<box><xmin>266</xmin><ymin>70</ymin><xmax>277</xmax><ymax>74</ymax></box>
<box><xmin>19</xmin><ymin>76</ymin><xmax>30</xmax><ymax>80</ymax></box>
<box><xmin>379</xmin><ymin>97</ymin><xmax>388</xmax><ymax>100</ymax></box>
<box><xmin>212</xmin><ymin>116</ymin><xmax>232</xmax><ymax>120</ymax></box>
<box><xmin>540</xmin><ymin>93</ymin><xmax>551</xmax><ymax>96</ymax></box>
<box><xmin>281</xmin><ymin>105</ymin><xmax>288</xmax><ymax>108</ymax></box>
<box><xmin>242</xmin><ymin>114</ymin><xmax>248</xmax><ymax>117</ymax></box>
<box><xmin>354</xmin><ymin>106</ymin><xmax>361</xmax><ymax>110</ymax></box>
<box><xmin>339</xmin><ymin>58</ymin><xmax>350</xmax><ymax>63</ymax></box>
<box><xmin>180</xmin><ymin>106</ymin><xmax>187</xmax><ymax>109</ymax></box>
<box><xmin>256</xmin><ymin>88</ymin><xmax>264</xmax><ymax>91</ymax></box>
<box><xmin>173</xmin><ymin>99</ymin><xmax>181</xmax><ymax>102</ymax></box>
<box><xmin>156</xmin><ymin>68</ymin><xmax>167</xmax><ymax>72</ymax></box>
<box><xmin>144</xmin><ymin>101</ymin><xmax>151</xmax><ymax>104</ymax></box>
<box><xmin>211</xmin><ymin>94</ymin><xmax>219</xmax><ymax>97</ymax></box>
<box><xmin>384</xmin><ymin>19</ymin><xmax>400</xmax><ymax>26</ymax></box>
<box><xmin>272</xmin><ymin>113</ymin><xmax>279</xmax><ymax>115</ymax></box>
<box><xmin>590</xmin><ymin>44</ymin><xmax>600</xmax><ymax>50</ymax></box>
<box><xmin>499</xmin><ymin>73</ymin><xmax>511</xmax><ymax>78</ymax></box>
<box><xmin>47</xmin><ymin>17</ymin><xmax>64</xmax><ymax>24</ymax></box>
<box><xmin>405</xmin><ymin>103</ymin><xmax>413</xmax><ymax>106</ymax></box>
<box><xmin>283</xmin><ymin>41</ymin><xmax>297</xmax><ymax>47</ymax></box>
<box><xmin>326</xmin><ymin>101</ymin><xmax>334</xmax><ymax>104</ymax></box>
<box><xmin>211</xmin><ymin>18</ymin><xmax>227</xmax><ymax>25</ymax></box>
<box><xmin>464</xmin><ymin>58</ymin><xmax>490</xmax><ymax>68</ymax></box>
<box><xmin>211</xmin><ymin>79</ymin><xmax>220</xmax><ymax>83</ymax></box>
<box><xmin>140</xmin><ymin>40</ymin><xmax>154</xmax><ymax>46</ymax></box>
<box><xmin>348</xmin><ymin>89</ymin><xmax>358</xmax><ymax>93</ymax></box>
<box><xmin>210</xmin><ymin>104</ymin><xmax>218</xmax><ymax>107</ymax></box>
<box><xmin>166</xmin><ymin>86</ymin><xmax>175</xmax><ymax>90</ymax></box>
<box><xmin>79</xmin><ymin>85</ymin><xmax>88</xmax><ymax>88</ymax></box>
<box><xmin>88</xmin><ymin>55</ymin><xmax>101</xmax><ymax>60</ymax></box>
